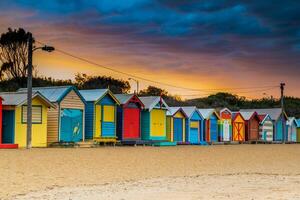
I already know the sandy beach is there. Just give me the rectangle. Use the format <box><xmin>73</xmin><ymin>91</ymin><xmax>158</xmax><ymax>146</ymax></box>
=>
<box><xmin>1</xmin><ymin>145</ymin><xmax>300</xmax><ymax>199</ymax></box>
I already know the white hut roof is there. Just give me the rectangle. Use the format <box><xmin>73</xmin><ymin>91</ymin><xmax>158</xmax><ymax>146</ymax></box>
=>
<box><xmin>18</xmin><ymin>86</ymin><xmax>85</xmax><ymax>103</ymax></box>
<box><xmin>198</xmin><ymin>108</ymin><xmax>218</xmax><ymax>119</ymax></box>
<box><xmin>79</xmin><ymin>89</ymin><xmax>108</xmax><ymax>101</ymax></box>
<box><xmin>239</xmin><ymin>111</ymin><xmax>256</xmax><ymax>120</ymax></box>
<box><xmin>181</xmin><ymin>106</ymin><xmax>202</xmax><ymax>118</ymax></box>
<box><xmin>0</xmin><ymin>91</ymin><xmax>54</xmax><ymax>107</ymax></box>
<box><xmin>139</xmin><ymin>96</ymin><xmax>168</xmax><ymax>111</ymax></box>
<box><xmin>240</xmin><ymin>108</ymin><xmax>286</xmax><ymax>121</ymax></box>
<box><xmin>114</xmin><ymin>94</ymin><xmax>134</xmax><ymax>104</ymax></box>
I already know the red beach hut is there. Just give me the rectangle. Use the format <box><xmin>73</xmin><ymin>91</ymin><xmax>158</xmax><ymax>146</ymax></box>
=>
<box><xmin>115</xmin><ymin>94</ymin><xmax>144</xmax><ymax>144</ymax></box>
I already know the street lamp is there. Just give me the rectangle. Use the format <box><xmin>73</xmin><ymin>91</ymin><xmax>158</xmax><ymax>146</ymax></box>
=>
<box><xmin>27</xmin><ymin>33</ymin><xmax>55</xmax><ymax>149</ymax></box>
<box><xmin>128</xmin><ymin>78</ymin><xmax>139</xmax><ymax>94</ymax></box>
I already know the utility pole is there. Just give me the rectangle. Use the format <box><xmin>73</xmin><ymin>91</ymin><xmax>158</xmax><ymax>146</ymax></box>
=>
<box><xmin>280</xmin><ymin>82</ymin><xmax>285</xmax><ymax>143</ymax></box>
<box><xmin>129</xmin><ymin>78</ymin><xmax>139</xmax><ymax>94</ymax></box>
<box><xmin>27</xmin><ymin>33</ymin><xmax>33</xmax><ymax>149</ymax></box>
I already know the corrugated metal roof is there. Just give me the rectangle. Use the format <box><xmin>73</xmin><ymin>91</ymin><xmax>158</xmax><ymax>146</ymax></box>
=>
<box><xmin>181</xmin><ymin>106</ymin><xmax>200</xmax><ymax>118</ymax></box>
<box><xmin>139</xmin><ymin>96</ymin><xmax>168</xmax><ymax>111</ymax></box>
<box><xmin>0</xmin><ymin>91</ymin><xmax>54</xmax><ymax>107</ymax></box>
<box><xmin>239</xmin><ymin>111</ymin><xmax>256</xmax><ymax>120</ymax></box>
<box><xmin>240</xmin><ymin>108</ymin><xmax>283</xmax><ymax>121</ymax></box>
<box><xmin>198</xmin><ymin>108</ymin><xmax>215</xmax><ymax>119</ymax></box>
<box><xmin>166</xmin><ymin>107</ymin><xmax>180</xmax><ymax>116</ymax></box>
<box><xmin>79</xmin><ymin>89</ymin><xmax>108</xmax><ymax>102</ymax></box>
<box><xmin>18</xmin><ymin>86</ymin><xmax>74</xmax><ymax>102</ymax></box>
<box><xmin>114</xmin><ymin>94</ymin><xmax>133</xmax><ymax>104</ymax></box>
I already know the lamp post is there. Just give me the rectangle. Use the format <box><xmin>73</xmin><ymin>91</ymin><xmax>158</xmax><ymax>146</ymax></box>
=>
<box><xmin>128</xmin><ymin>78</ymin><xmax>139</xmax><ymax>94</ymax></box>
<box><xmin>27</xmin><ymin>33</ymin><xmax>55</xmax><ymax>149</ymax></box>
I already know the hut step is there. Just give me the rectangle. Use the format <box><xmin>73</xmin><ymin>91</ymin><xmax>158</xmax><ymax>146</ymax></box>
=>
<box><xmin>153</xmin><ymin>141</ymin><xmax>177</xmax><ymax>146</ymax></box>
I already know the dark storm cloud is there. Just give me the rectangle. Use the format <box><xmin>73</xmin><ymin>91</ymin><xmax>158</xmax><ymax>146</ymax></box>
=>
<box><xmin>1</xmin><ymin>0</ymin><xmax>300</xmax><ymax>75</ymax></box>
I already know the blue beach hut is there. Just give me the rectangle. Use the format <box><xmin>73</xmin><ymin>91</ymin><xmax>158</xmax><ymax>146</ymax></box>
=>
<box><xmin>181</xmin><ymin>106</ymin><xmax>204</xmax><ymax>144</ymax></box>
<box><xmin>79</xmin><ymin>89</ymin><xmax>120</xmax><ymax>142</ymax></box>
<box><xmin>198</xmin><ymin>109</ymin><xmax>220</xmax><ymax>143</ymax></box>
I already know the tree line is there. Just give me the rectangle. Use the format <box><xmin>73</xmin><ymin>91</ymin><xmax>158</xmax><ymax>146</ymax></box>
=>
<box><xmin>1</xmin><ymin>28</ymin><xmax>299</xmax><ymax>118</ymax></box>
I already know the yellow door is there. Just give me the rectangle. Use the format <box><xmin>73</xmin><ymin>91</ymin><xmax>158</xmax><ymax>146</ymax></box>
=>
<box><xmin>94</xmin><ymin>105</ymin><xmax>101</xmax><ymax>137</ymax></box>
<box><xmin>151</xmin><ymin>109</ymin><xmax>166</xmax><ymax>137</ymax></box>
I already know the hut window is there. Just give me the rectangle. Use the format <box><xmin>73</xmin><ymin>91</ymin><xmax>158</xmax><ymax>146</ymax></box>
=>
<box><xmin>103</xmin><ymin>105</ymin><xmax>115</xmax><ymax>122</ymax></box>
<box><xmin>22</xmin><ymin>105</ymin><xmax>42</xmax><ymax>124</ymax></box>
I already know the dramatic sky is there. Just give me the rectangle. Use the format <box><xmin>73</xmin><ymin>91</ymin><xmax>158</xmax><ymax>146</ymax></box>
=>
<box><xmin>0</xmin><ymin>0</ymin><xmax>299</xmax><ymax>98</ymax></box>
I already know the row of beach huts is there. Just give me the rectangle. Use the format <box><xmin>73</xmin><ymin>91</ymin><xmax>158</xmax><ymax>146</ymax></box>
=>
<box><xmin>0</xmin><ymin>86</ymin><xmax>299</xmax><ymax>148</ymax></box>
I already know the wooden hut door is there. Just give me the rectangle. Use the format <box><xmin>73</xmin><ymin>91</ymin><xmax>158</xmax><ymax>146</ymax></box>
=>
<box><xmin>173</xmin><ymin>118</ymin><xmax>183</xmax><ymax>142</ymax></box>
<box><xmin>2</xmin><ymin>110</ymin><xmax>15</xmax><ymax>144</ymax></box>
<box><xmin>123</xmin><ymin>108</ymin><xmax>140</xmax><ymax>139</ymax></box>
<box><xmin>60</xmin><ymin>109</ymin><xmax>83</xmax><ymax>142</ymax></box>
<box><xmin>210</xmin><ymin>119</ymin><xmax>218</xmax><ymax>142</ymax></box>
<box><xmin>249</xmin><ymin>119</ymin><xmax>259</xmax><ymax>141</ymax></box>
<box><xmin>223</xmin><ymin>120</ymin><xmax>230</xmax><ymax>141</ymax></box>
<box><xmin>233</xmin><ymin>122</ymin><xmax>244</xmax><ymax>141</ymax></box>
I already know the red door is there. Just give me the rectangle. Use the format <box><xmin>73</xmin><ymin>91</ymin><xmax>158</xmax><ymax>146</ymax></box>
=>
<box><xmin>123</xmin><ymin>108</ymin><xmax>140</xmax><ymax>139</ymax></box>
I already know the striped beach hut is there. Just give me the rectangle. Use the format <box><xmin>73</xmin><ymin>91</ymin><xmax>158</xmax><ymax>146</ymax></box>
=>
<box><xmin>241</xmin><ymin>108</ymin><xmax>288</xmax><ymax>141</ymax></box>
<box><xmin>198</xmin><ymin>109</ymin><xmax>220</xmax><ymax>143</ymax></box>
<box><xmin>114</xmin><ymin>94</ymin><xmax>144</xmax><ymax>143</ymax></box>
<box><xmin>79</xmin><ymin>89</ymin><xmax>120</xmax><ymax>142</ymax></box>
<box><xmin>166</xmin><ymin>107</ymin><xmax>188</xmax><ymax>144</ymax></box>
<box><xmin>18</xmin><ymin>86</ymin><xmax>86</xmax><ymax>145</ymax></box>
<box><xmin>240</xmin><ymin>111</ymin><xmax>260</xmax><ymax>142</ymax></box>
<box><xmin>0</xmin><ymin>92</ymin><xmax>54</xmax><ymax>148</ymax></box>
<box><xmin>286</xmin><ymin>117</ymin><xmax>297</xmax><ymax>142</ymax></box>
<box><xmin>296</xmin><ymin>119</ymin><xmax>300</xmax><ymax>142</ymax></box>
<box><xmin>258</xmin><ymin>114</ymin><xmax>273</xmax><ymax>142</ymax></box>
<box><xmin>232</xmin><ymin>112</ymin><xmax>245</xmax><ymax>142</ymax></box>
<box><xmin>217</xmin><ymin>108</ymin><xmax>232</xmax><ymax>142</ymax></box>
<box><xmin>181</xmin><ymin>107</ymin><xmax>204</xmax><ymax>144</ymax></box>
<box><xmin>139</xmin><ymin>96</ymin><xmax>168</xmax><ymax>141</ymax></box>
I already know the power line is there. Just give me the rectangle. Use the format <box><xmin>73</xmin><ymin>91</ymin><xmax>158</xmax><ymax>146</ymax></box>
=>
<box><xmin>179</xmin><ymin>87</ymin><xmax>278</xmax><ymax>98</ymax></box>
<box><xmin>36</xmin><ymin>40</ymin><xmax>279</xmax><ymax>93</ymax></box>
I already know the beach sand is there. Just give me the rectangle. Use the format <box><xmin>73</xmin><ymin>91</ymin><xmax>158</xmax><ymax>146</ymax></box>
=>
<box><xmin>1</xmin><ymin>145</ymin><xmax>300</xmax><ymax>199</ymax></box>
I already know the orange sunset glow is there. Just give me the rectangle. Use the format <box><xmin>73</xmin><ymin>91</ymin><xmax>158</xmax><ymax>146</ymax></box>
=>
<box><xmin>0</xmin><ymin>1</ymin><xmax>299</xmax><ymax>99</ymax></box>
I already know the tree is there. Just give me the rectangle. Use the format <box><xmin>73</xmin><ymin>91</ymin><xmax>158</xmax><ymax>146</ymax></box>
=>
<box><xmin>75</xmin><ymin>73</ymin><xmax>131</xmax><ymax>93</ymax></box>
<box><xmin>0</xmin><ymin>28</ymin><xmax>33</xmax><ymax>80</ymax></box>
<box><xmin>139</xmin><ymin>85</ymin><xmax>169</xmax><ymax>97</ymax></box>
<box><xmin>139</xmin><ymin>85</ymin><xmax>183</xmax><ymax>106</ymax></box>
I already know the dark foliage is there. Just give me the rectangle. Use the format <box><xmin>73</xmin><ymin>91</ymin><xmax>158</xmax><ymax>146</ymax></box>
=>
<box><xmin>0</xmin><ymin>28</ymin><xmax>33</xmax><ymax>79</ymax></box>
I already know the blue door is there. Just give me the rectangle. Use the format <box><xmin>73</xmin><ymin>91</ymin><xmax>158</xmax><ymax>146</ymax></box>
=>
<box><xmin>210</xmin><ymin>119</ymin><xmax>218</xmax><ymax>142</ymax></box>
<box><xmin>60</xmin><ymin>109</ymin><xmax>83</xmax><ymax>142</ymax></box>
<box><xmin>2</xmin><ymin>110</ymin><xmax>15</xmax><ymax>144</ymax></box>
<box><xmin>190</xmin><ymin>128</ymin><xmax>199</xmax><ymax>143</ymax></box>
<box><xmin>173</xmin><ymin>118</ymin><xmax>183</xmax><ymax>142</ymax></box>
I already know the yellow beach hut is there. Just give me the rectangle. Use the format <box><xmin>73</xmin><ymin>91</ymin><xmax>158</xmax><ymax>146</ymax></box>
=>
<box><xmin>18</xmin><ymin>86</ymin><xmax>86</xmax><ymax>145</ymax></box>
<box><xmin>0</xmin><ymin>91</ymin><xmax>54</xmax><ymax>148</ymax></box>
<box><xmin>139</xmin><ymin>96</ymin><xmax>169</xmax><ymax>142</ymax></box>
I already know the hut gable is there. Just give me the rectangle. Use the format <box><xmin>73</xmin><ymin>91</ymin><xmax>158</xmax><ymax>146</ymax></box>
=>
<box><xmin>139</xmin><ymin>96</ymin><xmax>168</xmax><ymax>111</ymax></box>
<box><xmin>80</xmin><ymin>89</ymin><xmax>119</xmax><ymax>105</ymax></box>
<box><xmin>114</xmin><ymin>94</ymin><xmax>144</xmax><ymax>108</ymax></box>
<box><xmin>296</xmin><ymin>119</ymin><xmax>300</xmax><ymax>128</ymax></box>
<box><xmin>219</xmin><ymin>108</ymin><xmax>232</xmax><ymax>120</ymax></box>
<box><xmin>60</xmin><ymin>89</ymin><xmax>85</xmax><ymax>109</ymax></box>
<box><xmin>198</xmin><ymin>109</ymin><xmax>220</xmax><ymax>120</ymax></box>
<box><xmin>181</xmin><ymin>106</ymin><xmax>203</xmax><ymax>120</ymax></box>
